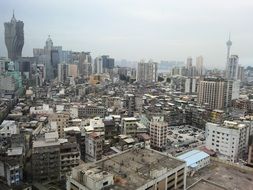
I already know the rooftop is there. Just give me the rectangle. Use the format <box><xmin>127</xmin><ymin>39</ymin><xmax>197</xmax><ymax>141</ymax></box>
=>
<box><xmin>177</xmin><ymin>150</ymin><xmax>209</xmax><ymax>168</ymax></box>
<box><xmin>73</xmin><ymin>148</ymin><xmax>185</xmax><ymax>189</ymax></box>
<box><xmin>187</xmin><ymin>179</ymin><xmax>227</xmax><ymax>190</ymax></box>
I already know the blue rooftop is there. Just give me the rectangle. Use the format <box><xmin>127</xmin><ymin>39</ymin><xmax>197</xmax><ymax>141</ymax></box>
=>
<box><xmin>177</xmin><ymin>150</ymin><xmax>209</xmax><ymax>168</ymax></box>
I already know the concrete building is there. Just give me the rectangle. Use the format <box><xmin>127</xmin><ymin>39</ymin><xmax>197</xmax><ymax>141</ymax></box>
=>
<box><xmin>0</xmin><ymin>57</ymin><xmax>11</xmax><ymax>74</ymax></box>
<box><xmin>4</xmin><ymin>12</ymin><xmax>24</xmax><ymax>61</ymax></box>
<box><xmin>0</xmin><ymin>73</ymin><xmax>19</xmax><ymax>97</ymax></box>
<box><xmin>150</xmin><ymin>116</ymin><xmax>167</xmax><ymax>151</ymax></box>
<box><xmin>248</xmin><ymin>144</ymin><xmax>253</xmax><ymax>166</ymax></box>
<box><xmin>177</xmin><ymin>150</ymin><xmax>210</xmax><ymax>173</ymax></box>
<box><xmin>67</xmin><ymin>148</ymin><xmax>187</xmax><ymax>190</ymax></box>
<box><xmin>78</xmin><ymin>105</ymin><xmax>106</xmax><ymax>118</ymax></box>
<box><xmin>124</xmin><ymin>94</ymin><xmax>136</xmax><ymax>116</ymax></box>
<box><xmin>0</xmin><ymin>120</ymin><xmax>19</xmax><ymax>138</ymax></box>
<box><xmin>197</xmin><ymin>78</ymin><xmax>239</xmax><ymax>110</ymax></box>
<box><xmin>94</xmin><ymin>57</ymin><xmax>103</xmax><ymax>74</ymax></box>
<box><xmin>137</xmin><ymin>60</ymin><xmax>158</xmax><ymax>83</ymax></box>
<box><xmin>0</xmin><ymin>158</ymin><xmax>23</xmax><ymax>187</ymax></box>
<box><xmin>196</xmin><ymin>56</ymin><xmax>204</xmax><ymax>76</ymax></box>
<box><xmin>185</xmin><ymin>78</ymin><xmax>197</xmax><ymax>94</ymax></box>
<box><xmin>29</xmin><ymin>104</ymin><xmax>54</xmax><ymax>115</ymax></box>
<box><xmin>121</xmin><ymin>117</ymin><xmax>139</xmax><ymax>136</ymax></box>
<box><xmin>186</xmin><ymin>57</ymin><xmax>192</xmax><ymax>69</ymax></box>
<box><xmin>32</xmin><ymin>132</ymin><xmax>80</xmax><ymax>182</ymax></box>
<box><xmin>33</xmin><ymin>36</ymin><xmax>62</xmax><ymax>80</ymax></box>
<box><xmin>58</xmin><ymin>63</ymin><xmax>69</xmax><ymax>83</ymax></box>
<box><xmin>237</xmin><ymin>65</ymin><xmax>245</xmax><ymax>82</ymax></box>
<box><xmin>226</xmin><ymin>55</ymin><xmax>239</xmax><ymax>80</ymax></box>
<box><xmin>205</xmin><ymin>121</ymin><xmax>250</xmax><ymax>162</ymax></box>
<box><xmin>49</xmin><ymin>112</ymin><xmax>70</xmax><ymax>138</ymax></box>
<box><xmin>68</xmin><ymin>64</ymin><xmax>78</xmax><ymax>78</ymax></box>
<box><xmin>85</xmin><ymin>132</ymin><xmax>103</xmax><ymax>162</ymax></box>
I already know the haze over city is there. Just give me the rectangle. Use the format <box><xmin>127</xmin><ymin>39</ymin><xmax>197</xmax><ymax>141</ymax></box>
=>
<box><xmin>0</xmin><ymin>0</ymin><xmax>253</xmax><ymax>68</ymax></box>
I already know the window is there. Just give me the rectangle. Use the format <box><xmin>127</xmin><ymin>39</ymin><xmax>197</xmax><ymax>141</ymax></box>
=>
<box><xmin>103</xmin><ymin>181</ymin><xmax>109</xmax><ymax>186</ymax></box>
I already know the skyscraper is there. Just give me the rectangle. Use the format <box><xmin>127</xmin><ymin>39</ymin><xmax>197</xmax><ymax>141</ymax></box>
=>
<box><xmin>196</xmin><ymin>56</ymin><xmax>204</xmax><ymax>76</ymax></box>
<box><xmin>226</xmin><ymin>55</ymin><xmax>239</xmax><ymax>80</ymax></box>
<box><xmin>4</xmin><ymin>11</ymin><xmax>24</xmax><ymax>61</ymax></box>
<box><xmin>137</xmin><ymin>60</ymin><xmax>158</xmax><ymax>82</ymax></box>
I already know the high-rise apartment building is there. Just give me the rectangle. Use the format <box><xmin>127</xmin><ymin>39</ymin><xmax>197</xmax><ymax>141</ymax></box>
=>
<box><xmin>196</xmin><ymin>56</ymin><xmax>204</xmax><ymax>76</ymax></box>
<box><xmin>197</xmin><ymin>79</ymin><xmax>227</xmax><ymax>110</ymax></box>
<box><xmin>186</xmin><ymin>57</ymin><xmax>192</xmax><ymax>69</ymax></box>
<box><xmin>4</xmin><ymin>12</ymin><xmax>24</xmax><ymax>61</ymax></box>
<box><xmin>68</xmin><ymin>64</ymin><xmax>78</xmax><ymax>78</ymax></box>
<box><xmin>124</xmin><ymin>94</ymin><xmax>136</xmax><ymax>116</ymax></box>
<box><xmin>150</xmin><ymin>116</ymin><xmax>167</xmax><ymax>151</ymax></box>
<box><xmin>33</xmin><ymin>36</ymin><xmax>62</xmax><ymax>80</ymax></box>
<box><xmin>197</xmin><ymin>78</ymin><xmax>239</xmax><ymax>110</ymax></box>
<box><xmin>137</xmin><ymin>60</ymin><xmax>158</xmax><ymax>82</ymax></box>
<box><xmin>58</xmin><ymin>63</ymin><xmax>69</xmax><ymax>83</ymax></box>
<box><xmin>185</xmin><ymin>78</ymin><xmax>197</xmax><ymax>94</ymax></box>
<box><xmin>205</xmin><ymin>121</ymin><xmax>249</xmax><ymax>162</ymax></box>
<box><xmin>94</xmin><ymin>56</ymin><xmax>103</xmax><ymax>74</ymax></box>
<box><xmin>226</xmin><ymin>55</ymin><xmax>239</xmax><ymax>80</ymax></box>
<box><xmin>237</xmin><ymin>65</ymin><xmax>245</xmax><ymax>82</ymax></box>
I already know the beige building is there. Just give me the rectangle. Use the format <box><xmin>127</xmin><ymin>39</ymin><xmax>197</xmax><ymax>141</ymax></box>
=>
<box><xmin>197</xmin><ymin>79</ymin><xmax>239</xmax><ymax>110</ymax></box>
<box><xmin>67</xmin><ymin>148</ymin><xmax>186</xmax><ymax>190</ymax></box>
<box><xmin>196</xmin><ymin>56</ymin><xmax>204</xmax><ymax>76</ymax></box>
<box><xmin>149</xmin><ymin>116</ymin><xmax>167</xmax><ymax>151</ymax></box>
<box><xmin>69</xmin><ymin>64</ymin><xmax>78</xmax><ymax>78</ymax></box>
<box><xmin>197</xmin><ymin>79</ymin><xmax>226</xmax><ymax>110</ymax></box>
<box><xmin>49</xmin><ymin>112</ymin><xmax>70</xmax><ymax>138</ymax></box>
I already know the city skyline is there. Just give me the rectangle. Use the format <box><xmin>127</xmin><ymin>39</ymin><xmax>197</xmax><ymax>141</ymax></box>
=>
<box><xmin>0</xmin><ymin>0</ymin><xmax>253</xmax><ymax>68</ymax></box>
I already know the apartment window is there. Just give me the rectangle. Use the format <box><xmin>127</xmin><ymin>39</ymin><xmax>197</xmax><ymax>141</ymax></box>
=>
<box><xmin>103</xmin><ymin>181</ymin><xmax>109</xmax><ymax>186</ymax></box>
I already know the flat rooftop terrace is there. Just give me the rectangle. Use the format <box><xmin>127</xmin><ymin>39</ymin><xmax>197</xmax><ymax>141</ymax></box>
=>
<box><xmin>75</xmin><ymin>148</ymin><xmax>185</xmax><ymax>189</ymax></box>
<box><xmin>187</xmin><ymin>160</ymin><xmax>253</xmax><ymax>190</ymax></box>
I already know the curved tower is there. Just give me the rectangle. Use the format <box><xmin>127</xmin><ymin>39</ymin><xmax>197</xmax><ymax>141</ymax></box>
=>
<box><xmin>4</xmin><ymin>11</ymin><xmax>24</xmax><ymax>61</ymax></box>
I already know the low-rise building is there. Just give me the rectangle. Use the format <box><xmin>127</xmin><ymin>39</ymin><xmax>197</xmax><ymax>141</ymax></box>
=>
<box><xmin>177</xmin><ymin>150</ymin><xmax>210</xmax><ymax>173</ymax></box>
<box><xmin>67</xmin><ymin>148</ymin><xmax>186</xmax><ymax>190</ymax></box>
<box><xmin>0</xmin><ymin>120</ymin><xmax>19</xmax><ymax>138</ymax></box>
<box><xmin>121</xmin><ymin>117</ymin><xmax>139</xmax><ymax>136</ymax></box>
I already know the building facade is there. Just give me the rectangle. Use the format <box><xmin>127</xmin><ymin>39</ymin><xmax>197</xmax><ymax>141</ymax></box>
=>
<box><xmin>205</xmin><ymin>121</ymin><xmax>250</xmax><ymax>162</ymax></box>
<box><xmin>4</xmin><ymin>13</ymin><xmax>24</xmax><ymax>61</ymax></box>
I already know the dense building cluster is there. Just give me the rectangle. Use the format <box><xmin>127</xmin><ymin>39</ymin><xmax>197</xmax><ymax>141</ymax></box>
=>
<box><xmin>0</xmin><ymin>12</ymin><xmax>253</xmax><ymax>190</ymax></box>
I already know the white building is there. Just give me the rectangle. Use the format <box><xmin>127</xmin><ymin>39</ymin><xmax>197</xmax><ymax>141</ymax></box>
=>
<box><xmin>30</xmin><ymin>104</ymin><xmax>54</xmax><ymax>115</ymax></box>
<box><xmin>185</xmin><ymin>78</ymin><xmax>196</xmax><ymax>93</ymax></box>
<box><xmin>205</xmin><ymin>121</ymin><xmax>250</xmax><ymax>162</ymax></box>
<box><xmin>226</xmin><ymin>55</ymin><xmax>239</xmax><ymax>80</ymax></box>
<box><xmin>0</xmin><ymin>120</ymin><xmax>19</xmax><ymax>137</ymax></box>
<box><xmin>94</xmin><ymin>57</ymin><xmax>103</xmax><ymax>74</ymax></box>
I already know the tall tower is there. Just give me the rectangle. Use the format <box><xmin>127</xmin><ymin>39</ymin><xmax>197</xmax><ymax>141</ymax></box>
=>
<box><xmin>4</xmin><ymin>11</ymin><xmax>24</xmax><ymax>61</ymax></box>
<box><xmin>226</xmin><ymin>33</ymin><xmax>232</xmax><ymax>61</ymax></box>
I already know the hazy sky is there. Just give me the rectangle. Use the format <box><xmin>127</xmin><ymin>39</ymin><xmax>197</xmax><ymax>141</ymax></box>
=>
<box><xmin>0</xmin><ymin>0</ymin><xmax>253</xmax><ymax>68</ymax></box>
